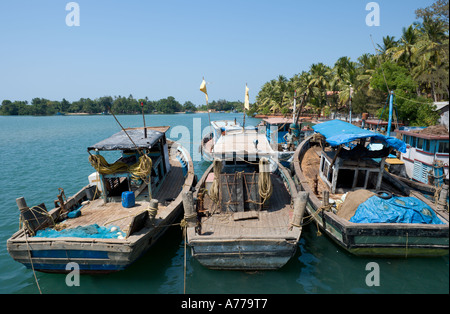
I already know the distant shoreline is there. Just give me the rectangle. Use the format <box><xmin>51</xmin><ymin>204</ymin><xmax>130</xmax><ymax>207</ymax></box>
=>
<box><xmin>0</xmin><ymin>111</ymin><xmax>244</xmax><ymax>117</ymax></box>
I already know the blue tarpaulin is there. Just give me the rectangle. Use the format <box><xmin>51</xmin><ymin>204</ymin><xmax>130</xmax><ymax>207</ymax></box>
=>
<box><xmin>350</xmin><ymin>195</ymin><xmax>444</xmax><ymax>224</ymax></box>
<box><xmin>312</xmin><ymin>120</ymin><xmax>406</xmax><ymax>153</ymax></box>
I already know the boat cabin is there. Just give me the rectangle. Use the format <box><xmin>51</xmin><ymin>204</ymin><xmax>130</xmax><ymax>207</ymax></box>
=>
<box><xmin>397</xmin><ymin>126</ymin><xmax>449</xmax><ymax>185</ymax></box>
<box><xmin>313</xmin><ymin>120</ymin><xmax>406</xmax><ymax>194</ymax></box>
<box><xmin>87</xmin><ymin>126</ymin><xmax>172</xmax><ymax>203</ymax></box>
<box><xmin>363</xmin><ymin>119</ymin><xmax>404</xmax><ymax>135</ymax></box>
<box><xmin>210</xmin><ymin>120</ymin><xmax>242</xmax><ymax>143</ymax></box>
<box><xmin>262</xmin><ymin>117</ymin><xmax>294</xmax><ymax>148</ymax></box>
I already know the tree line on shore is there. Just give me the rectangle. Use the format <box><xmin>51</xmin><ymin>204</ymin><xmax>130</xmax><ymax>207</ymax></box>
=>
<box><xmin>250</xmin><ymin>0</ymin><xmax>448</xmax><ymax>126</ymax></box>
<box><xmin>0</xmin><ymin>95</ymin><xmax>245</xmax><ymax>116</ymax></box>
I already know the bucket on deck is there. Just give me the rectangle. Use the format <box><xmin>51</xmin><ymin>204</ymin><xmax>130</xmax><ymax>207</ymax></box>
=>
<box><xmin>122</xmin><ymin>191</ymin><xmax>135</xmax><ymax>208</ymax></box>
<box><xmin>85</xmin><ymin>186</ymin><xmax>98</xmax><ymax>200</ymax></box>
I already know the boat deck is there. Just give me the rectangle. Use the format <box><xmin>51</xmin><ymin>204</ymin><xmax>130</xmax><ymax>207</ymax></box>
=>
<box><xmin>197</xmin><ymin>173</ymin><xmax>297</xmax><ymax>239</ymax></box>
<box><xmin>43</xmin><ymin>160</ymin><xmax>184</xmax><ymax>236</ymax></box>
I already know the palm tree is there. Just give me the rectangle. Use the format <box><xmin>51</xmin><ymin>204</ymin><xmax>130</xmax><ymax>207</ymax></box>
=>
<box><xmin>308</xmin><ymin>63</ymin><xmax>332</xmax><ymax>116</ymax></box>
<box><xmin>377</xmin><ymin>36</ymin><xmax>398</xmax><ymax>56</ymax></box>
<box><xmin>332</xmin><ymin>57</ymin><xmax>358</xmax><ymax>111</ymax></box>
<box><xmin>356</xmin><ymin>53</ymin><xmax>378</xmax><ymax>88</ymax></box>
<box><xmin>413</xmin><ymin>17</ymin><xmax>449</xmax><ymax>100</ymax></box>
<box><xmin>387</xmin><ymin>25</ymin><xmax>419</xmax><ymax>72</ymax></box>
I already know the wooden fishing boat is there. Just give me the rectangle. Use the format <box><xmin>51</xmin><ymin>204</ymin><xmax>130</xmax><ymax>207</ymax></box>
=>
<box><xmin>292</xmin><ymin>120</ymin><xmax>449</xmax><ymax>257</ymax></box>
<box><xmin>7</xmin><ymin>126</ymin><xmax>195</xmax><ymax>274</ymax></box>
<box><xmin>186</xmin><ymin>127</ymin><xmax>305</xmax><ymax>270</ymax></box>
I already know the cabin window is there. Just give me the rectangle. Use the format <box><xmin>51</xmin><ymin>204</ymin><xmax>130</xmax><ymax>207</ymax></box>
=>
<box><xmin>410</xmin><ymin>136</ymin><xmax>416</xmax><ymax>148</ymax></box>
<box><xmin>417</xmin><ymin>137</ymin><xmax>423</xmax><ymax>150</ymax></box>
<box><xmin>403</xmin><ymin>135</ymin><xmax>410</xmax><ymax>145</ymax></box>
<box><xmin>423</xmin><ymin>139</ymin><xmax>430</xmax><ymax>152</ymax></box>
<box><xmin>438</xmin><ymin>141</ymin><xmax>449</xmax><ymax>154</ymax></box>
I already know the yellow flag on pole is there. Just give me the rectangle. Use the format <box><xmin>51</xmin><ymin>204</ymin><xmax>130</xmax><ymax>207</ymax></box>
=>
<box><xmin>244</xmin><ymin>84</ymin><xmax>250</xmax><ymax>110</ymax></box>
<box><xmin>200</xmin><ymin>79</ymin><xmax>208</xmax><ymax>103</ymax></box>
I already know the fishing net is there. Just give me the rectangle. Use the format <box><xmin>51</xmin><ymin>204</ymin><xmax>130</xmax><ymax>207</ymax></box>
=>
<box><xmin>35</xmin><ymin>224</ymin><xmax>125</xmax><ymax>239</ymax></box>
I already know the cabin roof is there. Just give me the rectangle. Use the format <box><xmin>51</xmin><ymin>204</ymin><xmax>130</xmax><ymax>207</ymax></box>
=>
<box><xmin>364</xmin><ymin>119</ymin><xmax>404</xmax><ymax>126</ymax></box>
<box><xmin>313</xmin><ymin>119</ymin><xmax>406</xmax><ymax>153</ymax></box>
<box><xmin>397</xmin><ymin>127</ymin><xmax>449</xmax><ymax>140</ymax></box>
<box><xmin>262</xmin><ymin>117</ymin><xmax>292</xmax><ymax>125</ymax></box>
<box><xmin>212</xmin><ymin>129</ymin><xmax>275</xmax><ymax>157</ymax></box>
<box><xmin>88</xmin><ymin>126</ymin><xmax>169</xmax><ymax>151</ymax></box>
<box><xmin>211</xmin><ymin>120</ymin><xmax>241</xmax><ymax>129</ymax></box>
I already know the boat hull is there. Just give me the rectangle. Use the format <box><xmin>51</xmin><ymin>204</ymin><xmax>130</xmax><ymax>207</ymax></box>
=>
<box><xmin>7</xmin><ymin>207</ymin><xmax>182</xmax><ymax>274</ymax></box>
<box><xmin>188</xmin><ymin>230</ymin><xmax>299</xmax><ymax>270</ymax></box>
<box><xmin>305</xmin><ymin>201</ymin><xmax>449</xmax><ymax>257</ymax></box>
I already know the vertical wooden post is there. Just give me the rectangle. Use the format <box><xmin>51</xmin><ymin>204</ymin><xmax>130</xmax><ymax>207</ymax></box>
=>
<box><xmin>16</xmin><ymin>197</ymin><xmax>28</xmax><ymax>211</ymax></box>
<box><xmin>322</xmin><ymin>190</ymin><xmax>329</xmax><ymax>207</ymax></box>
<box><xmin>148</xmin><ymin>199</ymin><xmax>158</xmax><ymax>221</ymax></box>
<box><xmin>182</xmin><ymin>191</ymin><xmax>196</xmax><ymax>228</ymax></box>
<box><xmin>292</xmin><ymin>192</ymin><xmax>309</xmax><ymax>227</ymax></box>
<box><xmin>437</xmin><ymin>185</ymin><xmax>449</xmax><ymax>211</ymax></box>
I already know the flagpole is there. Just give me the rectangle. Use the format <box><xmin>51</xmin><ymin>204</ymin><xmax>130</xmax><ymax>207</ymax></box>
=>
<box><xmin>243</xmin><ymin>83</ymin><xmax>246</xmax><ymax>127</ymax></box>
<box><xmin>141</xmin><ymin>101</ymin><xmax>147</xmax><ymax>138</ymax></box>
<box><xmin>243</xmin><ymin>83</ymin><xmax>250</xmax><ymax>128</ymax></box>
<box><xmin>200</xmin><ymin>77</ymin><xmax>213</xmax><ymax>137</ymax></box>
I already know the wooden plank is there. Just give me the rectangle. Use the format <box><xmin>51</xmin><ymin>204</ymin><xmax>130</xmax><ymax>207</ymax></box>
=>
<box><xmin>126</xmin><ymin>210</ymin><xmax>149</xmax><ymax>238</ymax></box>
<box><xmin>233</xmin><ymin>211</ymin><xmax>259</xmax><ymax>221</ymax></box>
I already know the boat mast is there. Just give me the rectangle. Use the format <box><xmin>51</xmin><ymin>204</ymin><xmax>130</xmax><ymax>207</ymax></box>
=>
<box><xmin>387</xmin><ymin>90</ymin><xmax>394</xmax><ymax>137</ymax></box>
<box><xmin>349</xmin><ymin>84</ymin><xmax>353</xmax><ymax>124</ymax></box>
<box><xmin>293</xmin><ymin>90</ymin><xmax>297</xmax><ymax>124</ymax></box>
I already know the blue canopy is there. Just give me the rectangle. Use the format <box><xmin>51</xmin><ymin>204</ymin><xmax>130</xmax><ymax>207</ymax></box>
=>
<box><xmin>312</xmin><ymin>120</ymin><xmax>406</xmax><ymax>153</ymax></box>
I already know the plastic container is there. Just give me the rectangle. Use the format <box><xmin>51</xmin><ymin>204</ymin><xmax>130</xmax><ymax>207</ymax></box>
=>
<box><xmin>88</xmin><ymin>172</ymin><xmax>103</xmax><ymax>192</ymax></box>
<box><xmin>122</xmin><ymin>191</ymin><xmax>135</xmax><ymax>208</ymax></box>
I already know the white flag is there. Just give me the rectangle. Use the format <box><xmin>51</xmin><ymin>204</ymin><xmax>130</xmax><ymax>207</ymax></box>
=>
<box><xmin>244</xmin><ymin>84</ymin><xmax>250</xmax><ymax>110</ymax></box>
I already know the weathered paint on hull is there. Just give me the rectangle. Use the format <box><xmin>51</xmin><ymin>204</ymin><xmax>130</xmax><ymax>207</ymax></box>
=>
<box><xmin>189</xmin><ymin>238</ymin><xmax>298</xmax><ymax>270</ymax></box>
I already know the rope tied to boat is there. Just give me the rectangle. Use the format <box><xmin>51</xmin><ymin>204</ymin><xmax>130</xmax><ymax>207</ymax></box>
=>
<box><xmin>19</xmin><ymin>205</ymin><xmax>57</xmax><ymax>236</ymax></box>
<box><xmin>148</xmin><ymin>204</ymin><xmax>158</xmax><ymax>218</ymax></box>
<box><xmin>258</xmin><ymin>158</ymin><xmax>273</xmax><ymax>205</ymax></box>
<box><xmin>209</xmin><ymin>159</ymin><xmax>222</xmax><ymax>204</ymax></box>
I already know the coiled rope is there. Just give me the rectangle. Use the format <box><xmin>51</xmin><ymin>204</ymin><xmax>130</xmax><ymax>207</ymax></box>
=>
<box><xmin>88</xmin><ymin>154</ymin><xmax>152</xmax><ymax>185</ymax></box>
<box><xmin>258</xmin><ymin>158</ymin><xmax>273</xmax><ymax>204</ymax></box>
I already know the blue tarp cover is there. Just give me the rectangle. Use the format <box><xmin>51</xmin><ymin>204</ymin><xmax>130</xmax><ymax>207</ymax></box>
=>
<box><xmin>350</xmin><ymin>195</ymin><xmax>444</xmax><ymax>224</ymax></box>
<box><xmin>312</xmin><ymin>120</ymin><xmax>406</xmax><ymax>153</ymax></box>
<box><xmin>35</xmin><ymin>224</ymin><xmax>125</xmax><ymax>238</ymax></box>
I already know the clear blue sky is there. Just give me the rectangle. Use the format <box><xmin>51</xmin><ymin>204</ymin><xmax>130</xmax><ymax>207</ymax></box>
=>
<box><xmin>0</xmin><ymin>0</ymin><xmax>435</xmax><ymax>105</ymax></box>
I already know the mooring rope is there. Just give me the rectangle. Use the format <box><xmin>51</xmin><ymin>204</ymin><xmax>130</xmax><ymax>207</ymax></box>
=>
<box><xmin>24</xmin><ymin>233</ymin><xmax>42</xmax><ymax>294</ymax></box>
